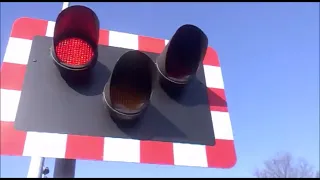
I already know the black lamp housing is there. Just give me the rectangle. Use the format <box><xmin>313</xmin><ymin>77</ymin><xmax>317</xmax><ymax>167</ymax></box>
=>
<box><xmin>156</xmin><ymin>24</ymin><xmax>208</xmax><ymax>95</ymax></box>
<box><xmin>103</xmin><ymin>50</ymin><xmax>156</xmax><ymax>127</ymax></box>
<box><xmin>51</xmin><ymin>5</ymin><xmax>100</xmax><ymax>84</ymax></box>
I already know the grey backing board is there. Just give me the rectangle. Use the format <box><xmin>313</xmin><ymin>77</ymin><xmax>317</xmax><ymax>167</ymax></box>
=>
<box><xmin>15</xmin><ymin>36</ymin><xmax>217</xmax><ymax>146</ymax></box>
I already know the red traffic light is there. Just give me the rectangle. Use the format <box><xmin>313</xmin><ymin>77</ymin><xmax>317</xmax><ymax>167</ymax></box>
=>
<box><xmin>156</xmin><ymin>24</ymin><xmax>208</xmax><ymax>92</ymax></box>
<box><xmin>103</xmin><ymin>50</ymin><xmax>156</xmax><ymax>126</ymax></box>
<box><xmin>55</xmin><ymin>37</ymin><xmax>95</xmax><ymax>67</ymax></box>
<box><xmin>51</xmin><ymin>5</ymin><xmax>99</xmax><ymax>72</ymax></box>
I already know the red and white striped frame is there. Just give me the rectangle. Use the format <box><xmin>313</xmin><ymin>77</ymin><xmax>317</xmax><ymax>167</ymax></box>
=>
<box><xmin>0</xmin><ymin>17</ymin><xmax>236</xmax><ymax>169</ymax></box>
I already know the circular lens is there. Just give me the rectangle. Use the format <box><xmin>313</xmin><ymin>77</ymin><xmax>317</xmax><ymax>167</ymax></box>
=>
<box><xmin>166</xmin><ymin>59</ymin><xmax>192</xmax><ymax>82</ymax></box>
<box><xmin>110</xmin><ymin>84</ymin><xmax>148</xmax><ymax>114</ymax></box>
<box><xmin>55</xmin><ymin>37</ymin><xmax>94</xmax><ymax>66</ymax></box>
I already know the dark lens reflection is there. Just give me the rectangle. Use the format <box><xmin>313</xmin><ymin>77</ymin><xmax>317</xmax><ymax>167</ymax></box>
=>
<box><xmin>109</xmin><ymin>50</ymin><xmax>154</xmax><ymax>114</ymax></box>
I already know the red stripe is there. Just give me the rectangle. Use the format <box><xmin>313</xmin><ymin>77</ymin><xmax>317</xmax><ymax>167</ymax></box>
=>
<box><xmin>207</xmin><ymin>88</ymin><xmax>228</xmax><ymax>112</ymax></box>
<box><xmin>203</xmin><ymin>47</ymin><xmax>220</xmax><ymax>67</ymax></box>
<box><xmin>0</xmin><ymin>63</ymin><xmax>26</xmax><ymax>91</ymax></box>
<box><xmin>140</xmin><ymin>141</ymin><xmax>174</xmax><ymax>165</ymax></box>
<box><xmin>10</xmin><ymin>17</ymin><xmax>48</xmax><ymax>40</ymax></box>
<box><xmin>65</xmin><ymin>135</ymin><xmax>104</xmax><ymax>160</ymax></box>
<box><xmin>98</xmin><ymin>29</ymin><xmax>109</xmax><ymax>45</ymax></box>
<box><xmin>138</xmin><ymin>36</ymin><xmax>165</xmax><ymax>54</ymax></box>
<box><xmin>0</xmin><ymin>121</ymin><xmax>26</xmax><ymax>156</ymax></box>
<box><xmin>206</xmin><ymin>139</ymin><xmax>236</xmax><ymax>168</ymax></box>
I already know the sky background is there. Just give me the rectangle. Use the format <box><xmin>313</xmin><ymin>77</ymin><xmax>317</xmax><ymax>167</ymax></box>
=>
<box><xmin>0</xmin><ymin>2</ymin><xmax>319</xmax><ymax>178</ymax></box>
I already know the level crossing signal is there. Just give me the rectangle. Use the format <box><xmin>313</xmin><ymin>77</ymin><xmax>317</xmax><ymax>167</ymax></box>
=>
<box><xmin>0</xmin><ymin>5</ymin><xmax>236</xmax><ymax>169</ymax></box>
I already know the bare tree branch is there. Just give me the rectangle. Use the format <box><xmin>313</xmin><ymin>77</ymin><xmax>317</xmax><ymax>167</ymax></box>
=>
<box><xmin>254</xmin><ymin>153</ymin><xmax>317</xmax><ymax>178</ymax></box>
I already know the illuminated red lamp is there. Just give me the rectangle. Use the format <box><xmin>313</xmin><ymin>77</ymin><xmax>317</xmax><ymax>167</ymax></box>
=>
<box><xmin>51</xmin><ymin>5</ymin><xmax>100</xmax><ymax>82</ymax></box>
<box><xmin>55</xmin><ymin>37</ymin><xmax>95</xmax><ymax>67</ymax></box>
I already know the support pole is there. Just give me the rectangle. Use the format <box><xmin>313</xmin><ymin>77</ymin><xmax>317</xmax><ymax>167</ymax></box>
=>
<box><xmin>27</xmin><ymin>157</ymin><xmax>45</xmax><ymax>178</ymax></box>
<box><xmin>62</xmin><ymin>2</ymin><xmax>69</xmax><ymax>10</ymax></box>
<box><xmin>52</xmin><ymin>2</ymin><xmax>76</xmax><ymax>178</ymax></box>
<box><xmin>53</xmin><ymin>158</ymin><xmax>76</xmax><ymax>178</ymax></box>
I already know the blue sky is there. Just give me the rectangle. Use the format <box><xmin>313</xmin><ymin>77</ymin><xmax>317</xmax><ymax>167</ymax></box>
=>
<box><xmin>0</xmin><ymin>2</ymin><xmax>319</xmax><ymax>178</ymax></box>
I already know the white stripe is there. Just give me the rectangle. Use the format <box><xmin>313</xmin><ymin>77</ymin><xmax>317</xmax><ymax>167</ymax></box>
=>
<box><xmin>3</xmin><ymin>37</ymin><xmax>32</xmax><ymax>65</ymax></box>
<box><xmin>109</xmin><ymin>31</ymin><xmax>138</xmax><ymax>50</ymax></box>
<box><xmin>45</xmin><ymin>21</ymin><xmax>55</xmax><ymax>37</ymax></box>
<box><xmin>211</xmin><ymin>111</ymin><xmax>234</xmax><ymax>140</ymax></box>
<box><xmin>173</xmin><ymin>143</ymin><xmax>208</xmax><ymax>167</ymax></box>
<box><xmin>103</xmin><ymin>138</ymin><xmax>140</xmax><ymax>163</ymax></box>
<box><xmin>23</xmin><ymin>132</ymin><xmax>67</xmax><ymax>158</ymax></box>
<box><xmin>62</xmin><ymin>2</ymin><xmax>69</xmax><ymax>11</ymax></box>
<box><xmin>164</xmin><ymin>39</ymin><xmax>169</xmax><ymax>45</ymax></box>
<box><xmin>203</xmin><ymin>65</ymin><xmax>225</xmax><ymax>89</ymax></box>
<box><xmin>0</xmin><ymin>89</ymin><xmax>21</xmax><ymax>122</ymax></box>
